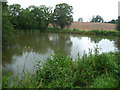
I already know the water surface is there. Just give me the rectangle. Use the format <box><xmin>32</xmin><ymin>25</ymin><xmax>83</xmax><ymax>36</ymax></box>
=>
<box><xmin>2</xmin><ymin>32</ymin><xmax>120</xmax><ymax>75</ymax></box>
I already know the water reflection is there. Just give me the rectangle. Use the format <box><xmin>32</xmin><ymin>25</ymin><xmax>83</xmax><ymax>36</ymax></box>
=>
<box><xmin>70</xmin><ymin>37</ymin><xmax>117</xmax><ymax>60</ymax></box>
<box><xmin>2</xmin><ymin>32</ymin><xmax>120</xmax><ymax>75</ymax></box>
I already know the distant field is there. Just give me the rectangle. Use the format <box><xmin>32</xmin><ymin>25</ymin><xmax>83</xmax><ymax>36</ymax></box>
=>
<box><xmin>65</xmin><ymin>22</ymin><xmax>116</xmax><ymax>31</ymax></box>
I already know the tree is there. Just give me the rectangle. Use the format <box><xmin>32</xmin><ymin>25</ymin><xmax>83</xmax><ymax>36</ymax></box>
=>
<box><xmin>90</xmin><ymin>15</ymin><xmax>104</xmax><ymax>23</ymax></box>
<box><xmin>52</xmin><ymin>3</ymin><xmax>73</xmax><ymax>29</ymax></box>
<box><xmin>30</xmin><ymin>5</ymin><xmax>52</xmax><ymax>31</ymax></box>
<box><xmin>19</xmin><ymin>8</ymin><xmax>31</xmax><ymax>30</ymax></box>
<box><xmin>2</xmin><ymin>1</ymin><xmax>14</xmax><ymax>47</ymax></box>
<box><xmin>116</xmin><ymin>16</ymin><xmax>120</xmax><ymax>31</ymax></box>
<box><xmin>36</xmin><ymin>5</ymin><xmax>52</xmax><ymax>31</ymax></box>
<box><xmin>18</xmin><ymin>5</ymin><xmax>52</xmax><ymax>31</ymax></box>
<box><xmin>8</xmin><ymin>4</ymin><xmax>22</xmax><ymax>29</ymax></box>
<box><xmin>78</xmin><ymin>17</ymin><xmax>83</xmax><ymax>22</ymax></box>
<box><xmin>108</xmin><ymin>19</ymin><xmax>117</xmax><ymax>24</ymax></box>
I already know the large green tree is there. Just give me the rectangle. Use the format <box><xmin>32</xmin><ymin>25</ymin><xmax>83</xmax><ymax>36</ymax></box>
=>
<box><xmin>52</xmin><ymin>3</ymin><xmax>73</xmax><ymax>29</ymax></box>
<box><xmin>19</xmin><ymin>8</ymin><xmax>31</xmax><ymax>30</ymax></box>
<box><xmin>18</xmin><ymin>5</ymin><xmax>52</xmax><ymax>31</ymax></box>
<box><xmin>8</xmin><ymin>4</ymin><xmax>22</xmax><ymax>29</ymax></box>
<box><xmin>2</xmin><ymin>2</ymin><xmax>14</xmax><ymax>47</ymax></box>
<box><xmin>90</xmin><ymin>15</ymin><xmax>104</xmax><ymax>23</ymax></box>
<box><xmin>30</xmin><ymin>5</ymin><xmax>52</xmax><ymax>31</ymax></box>
<box><xmin>78</xmin><ymin>17</ymin><xmax>83</xmax><ymax>22</ymax></box>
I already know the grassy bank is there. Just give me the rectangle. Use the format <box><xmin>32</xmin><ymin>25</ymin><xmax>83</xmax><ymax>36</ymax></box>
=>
<box><xmin>15</xmin><ymin>28</ymin><xmax>120</xmax><ymax>36</ymax></box>
<box><xmin>2</xmin><ymin>49</ymin><xmax>120</xmax><ymax>88</ymax></box>
<box><xmin>47</xmin><ymin>28</ymin><xmax>120</xmax><ymax>36</ymax></box>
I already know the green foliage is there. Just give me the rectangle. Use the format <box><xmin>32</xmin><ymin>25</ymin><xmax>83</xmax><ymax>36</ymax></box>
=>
<box><xmin>2</xmin><ymin>73</ymin><xmax>37</xmax><ymax>88</ymax></box>
<box><xmin>8</xmin><ymin>4</ymin><xmax>22</xmax><ymax>29</ymax></box>
<box><xmin>78</xmin><ymin>17</ymin><xmax>83</xmax><ymax>22</ymax></box>
<box><xmin>91</xmin><ymin>74</ymin><xmax>118</xmax><ymax>88</ymax></box>
<box><xmin>108</xmin><ymin>19</ymin><xmax>117</xmax><ymax>24</ymax></box>
<box><xmin>48</xmin><ymin>28</ymin><xmax>120</xmax><ymax>36</ymax></box>
<box><xmin>52</xmin><ymin>3</ymin><xmax>73</xmax><ymax>29</ymax></box>
<box><xmin>90</xmin><ymin>15</ymin><xmax>104</xmax><ymax>23</ymax></box>
<box><xmin>36</xmin><ymin>52</ymin><xmax>75</xmax><ymax>88</ymax></box>
<box><xmin>8</xmin><ymin>4</ymin><xmax>52</xmax><ymax>32</ymax></box>
<box><xmin>2</xmin><ymin>73</ymin><xmax>19</xmax><ymax>88</ymax></box>
<box><xmin>89</xmin><ymin>30</ymin><xmax>120</xmax><ymax>36</ymax></box>
<box><xmin>18</xmin><ymin>8</ymin><xmax>31</xmax><ymax>30</ymax></box>
<box><xmin>116</xmin><ymin>16</ymin><xmax>120</xmax><ymax>31</ymax></box>
<box><xmin>2</xmin><ymin>2</ymin><xmax>14</xmax><ymax>47</ymax></box>
<box><xmin>2</xmin><ymin>50</ymin><xmax>120</xmax><ymax>88</ymax></box>
<box><xmin>27</xmin><ymin>5</ymin><xmax>52</xmax><ymax>31</ymax></box>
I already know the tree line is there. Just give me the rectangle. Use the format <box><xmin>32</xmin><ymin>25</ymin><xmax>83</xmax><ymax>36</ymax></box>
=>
<box><xmin>2</xmin><ymin>1</ymin><xmax>120</xmax><ymax>47</ymax></box>
<box><xmin>2</xmin><ymin>1</ymin><xmax>73</xmax><ymax>46</ymax></box>
<box><xmin>3</xmin><ymin>2</ymin><xmax>73</xmax><ymax>30</ymax></box>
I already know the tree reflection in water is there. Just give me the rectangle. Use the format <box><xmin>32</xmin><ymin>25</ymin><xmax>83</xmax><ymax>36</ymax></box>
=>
<box><xmin>2</xmin><ymin>32</ymin><xmax>119</xmax><ymax>75</ymax></box>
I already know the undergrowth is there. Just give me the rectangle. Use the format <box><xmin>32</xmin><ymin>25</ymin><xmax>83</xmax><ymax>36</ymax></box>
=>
<box><xmin>2</xmin><ymin>49</ymin><xmax>120</xmax><ymax>88</ymax></box>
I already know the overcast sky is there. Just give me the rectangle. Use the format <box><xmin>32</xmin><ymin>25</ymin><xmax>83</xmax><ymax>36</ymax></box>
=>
<box><xmin>7</xmin><ymin>0</ymin><xmax>120</xmax><ymax>22</ymax></box>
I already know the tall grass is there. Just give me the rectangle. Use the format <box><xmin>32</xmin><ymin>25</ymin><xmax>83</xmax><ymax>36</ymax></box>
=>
<box><xmin>47</xmin><ymin>28</ymin><xmax>120</xmax><ymax>36</ymax></box>
<box><xmin>2</xmin><ymin>49</ymin><xmax>120</xmax><ymax>88</ymax></box>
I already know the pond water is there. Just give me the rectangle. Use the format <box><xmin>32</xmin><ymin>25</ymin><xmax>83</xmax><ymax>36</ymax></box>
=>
<box><xmin>2</xmin><ymin>32</ymin><xmax>120</xmax><ymax>75</ymax></box>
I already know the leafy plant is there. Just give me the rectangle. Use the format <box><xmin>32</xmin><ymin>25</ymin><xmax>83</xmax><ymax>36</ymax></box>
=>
<box><xmin>91</xmin><ymin>74</ymin><xmax>118</xmax><ymax>88</ymax></box>
<box><xmin>2</xmin><ymin>50</ymin><xmax>120</xmax><ymax>88</ymax></box>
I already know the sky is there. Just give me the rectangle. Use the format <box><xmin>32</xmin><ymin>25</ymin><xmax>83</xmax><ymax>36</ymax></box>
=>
<box><xmin>7</xmin><ymin>0</ymin><xmax>120</xmax><ymax>22</ymax></box>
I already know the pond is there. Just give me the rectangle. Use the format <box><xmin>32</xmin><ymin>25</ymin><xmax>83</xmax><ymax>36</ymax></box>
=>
<box><xmin>2</xmin><ymin>32</ymin><xmax>120</xmax><ymax>75</ymax></box>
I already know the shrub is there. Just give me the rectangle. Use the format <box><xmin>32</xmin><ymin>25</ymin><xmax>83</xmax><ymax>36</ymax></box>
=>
<box><xmin>2</xmin><ymin>50</ymin><xmax>120</xmax><ymax>88</ymax></box>
<box><xmin>36</xmin><ymin>53</ymin><xmax>75</xmax><ymax>88</ymax></box>
<box><xmin>91</xmin><ymin>74</ymin><xmax>118</xmax><ymax>88</ymax></box>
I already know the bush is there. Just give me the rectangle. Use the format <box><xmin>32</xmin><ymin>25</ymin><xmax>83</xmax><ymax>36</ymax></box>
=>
<box><xmin>36</xmin><ymin>53</ymin><xmax>75</xmax><ymax>88</ymax></box>
<box><xmin>2</xmin><ymin>50</ymin><xmax>120</xmax><ymax>88</ymax></box>
<box><xmin>91</xmin><ymin>74</ymin><xmax>118</xmax><ymax>88</ymax></box>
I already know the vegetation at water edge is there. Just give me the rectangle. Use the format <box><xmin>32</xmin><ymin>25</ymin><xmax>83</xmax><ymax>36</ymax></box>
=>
<box><xmin>2</xmin><ymin>49</ymin><xmax>120</xmax><ymax>88</ymax></box>
<box><xmin>48</xmin><ymin>28</ymin><xmax>120</xmax><ymax>36</ymax></box>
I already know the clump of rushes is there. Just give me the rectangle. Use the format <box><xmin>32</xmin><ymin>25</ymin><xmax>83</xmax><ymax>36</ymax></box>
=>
<box><xmin>2</xmin><ymin>49</ymin><xmax>120</xmax><ymax>88</ymax></box>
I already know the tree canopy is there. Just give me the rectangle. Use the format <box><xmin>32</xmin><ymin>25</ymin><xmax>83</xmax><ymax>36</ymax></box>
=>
<box><xmin>2</xmin><ymin>1</ymin><xmax>120</xmax><ymax>48</ymax></box>
<box><xmin>90</xmin><ymin>15</ymin><xmax>104</xmax><ymax>23</ymax></box>
<box><xmin>78</xmin><ymin>17</ymin><xmax>83</xmax><ymax>22</ymax></box>
<box><xmin>52</xmin><ymin>3</ymin><xmax>73</xmax><ymax>28</ymax></box>
<box><xmin>8</xmin><ymin>4</ymin><xmax>22</xmax><ymax>29</ymax></box>
<box><xmin>8</xmin><ymin>4</ymin><xmax>53</xmax><ymax>31</ymax></box>
<box><xmin>7</xmin><ymin>3</ymin><xmax>73</xmax><ymax>30</ymax></box>
<box><xmin>2</xmin><ymin>2</ymin><xmax>14</xmax><ymax>46</ymax></box>
<box><xmin>2</xmin><ymin>2</ymin><xmax>74</xmax><ymax>47</ymax></box>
